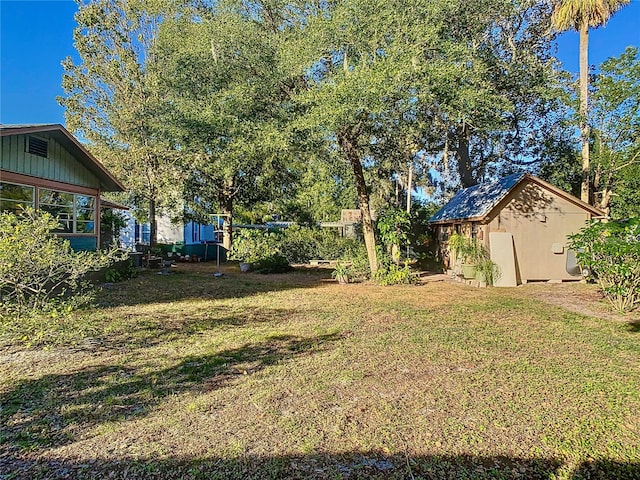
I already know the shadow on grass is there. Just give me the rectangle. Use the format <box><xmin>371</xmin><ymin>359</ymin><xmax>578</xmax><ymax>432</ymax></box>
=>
<box><xmin>80</xmin><ymin>305</ymin><xmax>307</xmax><ymax>351</ymax></box>
<box><xmin>626</xmin><ymin>319</ymin><xmax>640</xmax><ymax>333</ymax></box>
<box><xmin>94</xmin><ymin>265</ymin><xmax>333</xmax><ymax>308</ymax></box>
<box><xmin>2</xmin><ymin>451</ymin><xmax>638</xmax><ymax>479</ymax></box>
<box><xmin>1</xmin><ymin>333</ymin><xmax>341</xmax><ymax>453</ymax></box>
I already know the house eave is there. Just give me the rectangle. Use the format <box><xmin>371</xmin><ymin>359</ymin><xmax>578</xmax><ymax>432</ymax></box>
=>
<box><xmin>429</xmin><ymin>216</ymin><xmax>487</xmax><ymax>226</ymax></box>
<box><xmin>525</xmin><ymin>174</ymin><xmax>605</xmax><ymax>217</ymax></box>
<box><xmin>1</xmin><ymin>124</ymin><xmax>125</xmax><ymax>193</ymax></box>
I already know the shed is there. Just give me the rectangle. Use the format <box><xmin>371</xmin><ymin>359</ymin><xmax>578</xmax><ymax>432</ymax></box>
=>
<box><xmin>429</xmin><ymin>173</ymin><xmax>605</xmax><ymax>285</ymax></box>
<box><xmin>1</xmin><ymin>124</ymin><xmax>125</xmax><ymax>251</ymax></box>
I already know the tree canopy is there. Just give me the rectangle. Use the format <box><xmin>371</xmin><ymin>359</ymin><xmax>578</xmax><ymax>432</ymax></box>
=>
<box><xmin>60</xmin><ymin>0</ymin><xmax>639</xmax><ymax>270</ymax></box>
<box><xmin>60</xmin><ymin>0</ymin><xmax>187</xmax><ymax>246</ymax></box>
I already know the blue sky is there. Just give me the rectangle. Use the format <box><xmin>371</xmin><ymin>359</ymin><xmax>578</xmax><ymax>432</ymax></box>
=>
<box><xmin>1</xmin><ymin>0</ymin><xmax>639</xmax><ymax>125</ymax></box>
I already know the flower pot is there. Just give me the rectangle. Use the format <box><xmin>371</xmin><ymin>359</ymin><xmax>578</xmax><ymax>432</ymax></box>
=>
<box><xmin>239</xmin><ymin>262</ymin><xmax>252</xmax><ymax>273</ymax></box>
<box><xmin>335</xmin><ymin>274</ymin><xmax>350</xmax><ymax>284</ymax></box>
<box><xmin>462</xmin><ymin>264</ymin><xmax>476</xmax><ymax>279</ymax></box>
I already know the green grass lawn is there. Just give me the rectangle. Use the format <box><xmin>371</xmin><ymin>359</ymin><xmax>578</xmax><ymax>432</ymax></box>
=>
<box><xmin>1</xmin><ymin>264</ymin><xmax>639</xmax><ymax>479</ymax></box>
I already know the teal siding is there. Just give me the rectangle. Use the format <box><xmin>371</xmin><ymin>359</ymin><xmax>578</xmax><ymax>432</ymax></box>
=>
<box><xmin>0</xmin><ymin>134</ymin><xmax>100</xmax><ymax>188</ymax></box>
<box><xmin>68</xmin><ymin>236</ymin><xmax>97</xmax><ymax>251</ymax></box>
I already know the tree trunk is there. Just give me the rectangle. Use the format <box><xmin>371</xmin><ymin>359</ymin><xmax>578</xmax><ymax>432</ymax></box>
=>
<box><xmin>579</xmin><ymin>21</ymin><xmax>591</xmax><ymax>204</ymax></box>
<box><xmin>149</xmin><ymin>197</ymin><xmax>157</xmax><ymax>247</ymax></box>
<box><xmin>599</xmin><ymin>188</ymin><xmax>612</xmax><ymax>217</ymax></box>
<box><xmin>337</xmin><ymin>129</ymin><xmax>378</xmax><ymax>275</ymax></box>
<box><xmin>221</xmin><ymin>176</ymin><xmax>234</xmax><ymax>252</ymax></box>
<box><xmin>455</xmin><ymin>126</ymin><xmax>476</xmax><ymax>188</ymax></box>
<box><xmin>406</xmin><ymin>161</ymin><xmax>413</xmax><ymax>214</ymax></box>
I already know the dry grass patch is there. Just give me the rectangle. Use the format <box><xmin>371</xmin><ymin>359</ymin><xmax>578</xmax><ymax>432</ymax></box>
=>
<box><xmin>1</xmin><ymin>264</ymin><xmax>639</xmax><ymax>479</ymax></box>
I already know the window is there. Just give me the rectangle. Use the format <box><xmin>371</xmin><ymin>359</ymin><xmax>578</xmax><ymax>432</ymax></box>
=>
<box><xmin>192</xmin><ymin>223</ymin><xmax>200</xmax><ymax>243</ymax></box>
<box><xmin>0</xmin><ymin>182</ymin><xmax>34</xmax><ymax>214</ymax></box>
<box><xmin>38</xmin><ymin>188</ymin><xmax>95</xmax><ymax>234</ymax></box>
<box><xmin>75</xmin><ymin>194</ymin><xmax>96</xmax><ymax>233</ymax></box>
<box><xmin>471</xmin><ymin>223</ymin><xmax>478</xmax><ymax>240</ymax></box>
<box><xmin>0</xmin><ymin>183</ymin><xmax>96</xmax><ymax>235</ymax></box>
<box><xmin>26</xmin><ymin>136</ymin><xmax>48</xmax><ymax>158</ymax></box>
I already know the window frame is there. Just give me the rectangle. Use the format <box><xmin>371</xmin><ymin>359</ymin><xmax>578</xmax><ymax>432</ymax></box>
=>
<box><xmin>38</xmin><ymin>187</ymin><xmax>96</xmax><ymax>235</ymax></box>
<box><xmin>0</xmin><ymin>181</ymin><xmax>35</xmax><ymax>214</ymax></box>
<box><xmin>0</xmin><ymin>182</ymin><xmax>96</xmax><ymax>236</ymax></box>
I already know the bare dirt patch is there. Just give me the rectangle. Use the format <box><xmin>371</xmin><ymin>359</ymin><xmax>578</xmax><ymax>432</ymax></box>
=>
<box><xmin>518</xmin><ymin>282</ymin><xmax>639</xmax><ymax>322</ymax></box>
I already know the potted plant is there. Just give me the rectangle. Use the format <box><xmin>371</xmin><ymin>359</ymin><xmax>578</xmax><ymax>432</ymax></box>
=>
<box><xmin>475</xmin><ymin>258</ymin><xmax>500</xmax><ymax>286</ymax></box>
<box><xmin>332</xmin><ymin>261</ymin><xmax>352</xmax><ymax>284</ymax></box>
<box><xmin>448</xmin><ymin>233</ymin><xmax>485</xmax><ymax>279</ymax></box>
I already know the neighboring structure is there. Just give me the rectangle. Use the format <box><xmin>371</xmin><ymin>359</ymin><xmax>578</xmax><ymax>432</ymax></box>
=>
<box><xmin>127</xmin><ymin>208</ymin><xmax>364</xmax><ymax>250</ymax></box>
<box><xmin>119</xmin><ymin>213</ymin><xmax>221</xmax><ymax>250</ymax></box>
<box><xmin>429</xmin><ymin>173</ymin><xmax>605</xmax><ymax>285</ymax></box>
<box><xmin>1</xmin><ymin>124</ymin><xmax>125</xmax><ymax>251</ymax></box>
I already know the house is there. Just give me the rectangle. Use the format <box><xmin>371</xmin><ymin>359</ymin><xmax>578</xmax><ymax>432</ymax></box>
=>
<box><xmin>429</xmin><ymin>173</ymin><xmax>605</xmax><ymax>285</ymax></box>
<box><xmin>1</xmin><ymin>124</ymin><xmax>125</xmax><ymax>251</ymax></box>
<box><xmin>118</xmin><ymin>211</ymin><xmax>225</xmax><ymax>261</ymax></box>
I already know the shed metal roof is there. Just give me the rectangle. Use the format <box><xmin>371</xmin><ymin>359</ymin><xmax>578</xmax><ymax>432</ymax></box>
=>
<box><xmin>429</xmin><ymin>172</ymin><xmax>605</xmax><ymax>224</ymax></box>
<box><xmin>429</xmin><ymin>173</ymin><xmax>525</xmax><ymax>223</ymax></box>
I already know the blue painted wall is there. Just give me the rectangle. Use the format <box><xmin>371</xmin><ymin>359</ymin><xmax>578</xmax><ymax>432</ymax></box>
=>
<box><xmin>68</xmin><ymin>236</ymin><xmax>97</xmax><ymax>251</ymax></box>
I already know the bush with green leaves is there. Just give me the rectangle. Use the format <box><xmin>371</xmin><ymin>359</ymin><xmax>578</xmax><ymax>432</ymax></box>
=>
<box><xmin>338</xmin><ymin>242</ymin><xmax>370</xmax><ymax>281</ymax></box>
<box><xmin>229</xmin><ymin>225</ymin><xmax>369</xmax><ymax>273</ymax></box>
<box><xmin>278</xmin><ymin>224</ymin><xmax>360</xmax><ymax>263</ymax></box>
<box><xmin>377</xmin><ymin>208</ymin><xmax>411</xmax><ymax>263</ymax></box>
<box><xmin>447</xmin><ymin>233</ymin><xmax>500</xmax><ymax>285</ymax></box>
<box><xmin>448</xmin><ymin>233</ymin><xmax>486</xmax><ymax>264</ymax></box>
<box><xmin>475</xmin><ymin>258</ymin><xmax>501</xmax><ymax>286</ymax></box>
<box><xmin>376</xmin><ymin>205</ymin><xmax>438</xmax><ymax>266</ymax></box>
<box><xmin>254</xmin><ymin>254</ymin><xmax>293</xmax><ymax>274</ymax></box>
<box><xmin>373</xmin><ymin>262</ymin><xmax>418</xmax><ymax>286</ymax></box>
<box><xmin>0</xmin><ymin>208</ymin><xmax>123</xmax><ymax>335</ymax></box>
<box><xmin>569</xmin><ymin>218</ymin><xmax>640</xmax><ymax>313</ymax></box>
<box><xmin>277</xmin><ymin>224</ymin><xmax>322</xmax><ymax>263</ymax></box>
<box><xmin>104</xmin><ymin>258</ymin><xmax>137</xmax><ymax>283</ymax></box>
<box><xmin>228</xmin><ymin>229</ymin><xmax>280</xmax><ymax>264</ymax></box>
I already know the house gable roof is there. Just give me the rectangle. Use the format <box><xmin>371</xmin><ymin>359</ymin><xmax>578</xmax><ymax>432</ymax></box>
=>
<box><xmin>0</xmin><ymin>124</ymin><xmax>125</xmax><ymax>192</ymax></box>
<box><xmin>429</xmin><ymin>173</ymin><xmax>604</xmax><ymax>224</ymax></box>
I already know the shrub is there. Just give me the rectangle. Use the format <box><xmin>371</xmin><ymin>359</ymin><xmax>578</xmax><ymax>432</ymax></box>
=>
<box><xmin>228</xmin><ymin>229</ymin><xmax>280</xmax><ymax>264</ymax></box>
<box><xmin>373</xmin><ymin>262</ymin><xmax>418</xmax><ymax>286</ymax></box>
<box><xmin>104</xmin><ymin>258</ymin><xmax>137</xmax><ymax>283</ymax></box>
<box><xmin>339</xmin><ymin>242</ymin><xmax>370</xmax><ymax>281</ymax></box>
<box><xmin>377</xmin><ymin>208</ymin><xmax>411</xmax><ymax>263</ymax></box>
<box><xmin>475</xmin><ymin>258</ymin><xmax>500</xmax><ymax>286</ymax></box>
<box><xmin>254</xmin><ymin>254</ymin><xmax>293</xmax><ymax>274</ymax></box>
<box><xmin>569</xmin><ymin>218</ymin><xmax>640</xmax><ymax>313</ymax></box>
<box><xmin>331</xmin><ymin>261</ymin><xmax>352</xmax><ymax>283</ymax></box>
<box><xmin>0</xmin><ymin>209</ymin><xmax>123</xmax><ymax>342</ymax></box>
<box><xmin>229</xmin><ymin>225</ymin><xmax>368</xmax><ymax>273</ymax></box>
<box><xmin>278</xmin><ymin>224</ymin><xmax>359</xmax><ymax>263</ymax></box>
<box><xmin>277</xmin><ymin>224</ymin><xmax>320</xmax><ymax>263</ymax></box>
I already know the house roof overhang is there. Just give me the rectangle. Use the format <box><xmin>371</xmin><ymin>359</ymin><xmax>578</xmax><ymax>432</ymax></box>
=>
<box><xmin>0</xmin><ymin>124</ymin><xmax>125</xmax><ymax>192</ymax></box>
<box><xmin>100</xmin><ymin>198</ymin><xmax>130</xmax><ymax>210</ymax></box>
<box><xmin>429</xmin><ymin>216</ymin><xmax>486</xmax><ymax>226</ymax></box>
